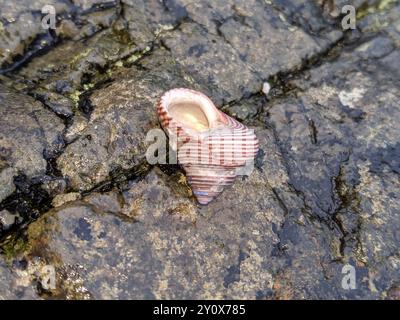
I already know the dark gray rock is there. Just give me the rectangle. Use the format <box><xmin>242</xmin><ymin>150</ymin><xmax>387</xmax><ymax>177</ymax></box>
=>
<box><xmin>379</xmin><ymin>50</ymin><xmax>400</xmax><ymax>77</ymax></box>
<box><xmin>4</xmin><ymin>127</ymin><xmax>378</xmax><ymax>299</ymax></box>
<box><xmin>0</xmin><ymin>84</ymin><xmax>64</xmax><ymax>202</ymax></box>
<box><xmin>223</xmin><ymin>95</ymin><xmax>265</xmax><ymax>121</ymax></box>
<box><xmin>14</xmin><ymin>28</ymin><xmax>145</xmax><ymax>96</ymax></box>
<box><xmin>218</xmin><ymin>15</ymin><xmax>325</xmax><ymax>79</ymax></box>
<box><xmin>176</xmin><ymin>0</ymin><xmax>342</xmax><ymax>80</ymax></box>
<box><xmin>57</xmin><ymin>49</ymin><xmax>191</xmax><ymax>191</ymax></box>
<box><xmin>13</xmin><ymin>161</ymin><xmax>284</xmax><ymax>299</ymax></box>
<box><xmin>355</xmin><ymin>36</ymin><xmax>395</xmax><ymax>59</ymax></box>
<box><xmin>121</xmin><ymin>0</ymin><xmax>186</xmax><ymax>35</ymax></box>
<box><xmin>264</xmin><ymin>20</ymin><xmax>400</xmax><ymax>298</ymax></box>
<box><xmin>269</xmin><ymin>0</ymin><xmax>338</xmax><ymax>33</ymax></box>
<box><xmin>0</xmin><ymin>260</ymin><xmax>18</xmax><ymax>299</ymax></box>
<box><xmin>0</xmin><ymin>0</ymin><xmax>59</xmax><ymax>69</ymax></box>
<box><xmin>162</xmin><ymin>22</ymin><xmax>261</xmax><ymax>105</ymax></box>
<box><xmin>0</xmin><ymin>0</ymin><xmax>399</xmax><ymax>301</ymax></box>
<box><xmin>358</xmin><ymin>3</ymin><xmax>400</xmax><ymax>34</ymax></box>
<box><xmin>0</xmin><ymin>0</ymin><xmax>120</xmax><ymax>72</ymax></box>
<box><xmin>30</xmin><ymin>88</ymin><xmax>75</xmax><ymax>118</ymax></box>
<box><xmin>0</xmin><ymin>166</ymin><xmax>15</xmax><ymax>203</ymax></box>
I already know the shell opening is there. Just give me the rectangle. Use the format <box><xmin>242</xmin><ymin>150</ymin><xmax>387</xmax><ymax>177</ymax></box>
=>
<box><xmin>162</xmin><ymin>89</ymin><xmax>221</xmax><ymax>132</ymax></box>
<box><xmin>169</xmin><ymin>101</ymin><xmax>210</xmax><ymax>132</ymax></box>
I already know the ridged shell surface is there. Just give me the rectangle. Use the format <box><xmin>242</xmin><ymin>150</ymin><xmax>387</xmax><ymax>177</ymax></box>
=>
<box><xmin>157</xmin><ymin>88</ymin><xmax>259</xmax><ymax>205</ymax></box>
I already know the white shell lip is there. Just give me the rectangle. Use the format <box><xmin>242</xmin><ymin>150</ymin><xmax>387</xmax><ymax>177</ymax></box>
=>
<box><xmin>159</xmin><ymin>88</ymin><xmax>227</xmax><ymax>134</ymax></box>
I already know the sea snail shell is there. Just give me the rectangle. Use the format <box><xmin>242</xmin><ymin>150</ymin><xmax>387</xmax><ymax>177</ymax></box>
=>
<box><xmin>157</xmin><ymin>88</ymin><xmax>259</xmax><ymax>205</ymax></box>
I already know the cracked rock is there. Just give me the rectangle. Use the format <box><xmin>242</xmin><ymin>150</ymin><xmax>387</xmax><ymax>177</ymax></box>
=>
<box><xmin>57</xmin><ymin>49</ymin><xmax>191</xmax><ymax>190</ymax></box>
<box><xmin>0</xmin><ymin>0</ymin><xmax>120</xmax><ymax>72</ymax></box>
<box><xmin>0</xmin><ymin>0</ymin><xmax>399</xmax><ymax>301</ymax></box>
<box><xmin>9</xmin><ymin>129</ymin><xmax>367</xmax><ymax>299</ymax></box>
<box><xmin>217</xmin><ymin>1</ymin><xmax>333</xmax><ymax>79</ymax></box>
<box><xmin>265</xmin><ymin>16</ymin><xmax>400</xmax><ymax>297</ymax></box>
<box><xmin>0</xmin><ymin>84</ymin><xmax>64</xmax><ymax>202</ymax></box>
<box><xmin>161</xmin><ymin>22</ymin><xmax>261</xmax><ymax>105</ymax></box>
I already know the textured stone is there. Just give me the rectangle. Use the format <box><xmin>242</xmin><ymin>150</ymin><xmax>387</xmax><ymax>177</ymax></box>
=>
<box><xmin>0</xmin><ymin>85</ymin><xmax>64</xmax><ymax>200</ymax></box>
<box><xmin>3</xmin><ymin>127</ymin><xmax>374</xmax><ymax>299</ymax></box>
<box><xmin>264</xmin><ymin>22</ymin><xmax>400</xmax><ymax>297</ymax></box>
<box><xmin>0</xmin><ymin>167</ymin><xmax>16</xmax><ymax>203</ymax></box>
<box><xmin>269</xmin><ymin>0</ymin><xmax>338</xmax><ymax>33</ymax></box>
<box><xmin>15</xmin><ymin>159</ymin><xmax>285</xmax><ymax>299</ymax></box>
<box><xmin>217</xmin><ymin>1</ymin><xmax>332</xmax><ymax>78</ymax></box>
<box><xmin>162</xmin><ymin>22</ymin><xmax>261</xmax><ymax>105</ymax></box>
<box><xmin>52</xmin><ymin>193</ymin><xmax>81</xmax><ymax>207</ymax></box>
<box><xmin>0</xmin><ymin>0</ymin><xmax>120</xmax><ymax>72</ymax></box>
<box><xmin>0</xmin><ymin>0</ymin><xmax>399</xmax><ymax>301</ymax></box>
<box><xmin>57</xmin><ymin>49</ymin><xmax>191</xmax><ymax>190</ymax></box>
<box><xmin>355</xmin><ymin>36</ymin><xmax>395</xmax><ymax>59</ymax></box>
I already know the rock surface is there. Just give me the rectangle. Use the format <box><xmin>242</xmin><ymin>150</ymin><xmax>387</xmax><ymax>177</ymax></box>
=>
<box><xmin>0</xmin><ymin>0</ymin><xmax>399</xmax><ymax>299</ymax></box>
<box><xmin>0</xmin><ymin>84</ymin><xmax>64</xmax><ymax>203</ymax></box>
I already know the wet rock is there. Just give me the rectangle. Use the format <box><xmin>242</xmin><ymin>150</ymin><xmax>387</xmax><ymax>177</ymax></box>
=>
<box><xmin>16</xmin><ymin>160</ymin><xmax>284</xmax><ymax>298</ymax></box>
<box><xmin>161</xmin><ymin>22</ymin><xmax>261</xmax><ymax>105</ymax></box>
<box><xmin>0</xmin><ymin>11</ymin><xmax>42</xmax><ymax>67</ymax></box>
<box><xmin>268</xmin><ymin>0</ymin><xmax>339</xmax><ymax>33</ymax></box>
<box><xmin>217</xmin><ymin>1</ymin><xmax>337</xmax><ymax>79</ymax></box>
<box><xmin>73</xmin><ymin>0</ymin><xmax>116</xmax><ymax>11</ymax></box>
<box><xmin>52</xmin><ymin>193</ymin><xmax>81</xmax><ymax>208</ymax></box>
<box><xmin>10</xmin><ymin>0</ymin><xmax>190</xmax><ymax>95</ymax></box>
<box><xmin>172</xmin><ymin>0</ymin><xmax>236</xmax><ymax>34</ymax></box>
<box><xmin>84</xmin><ymin>191</ymin><xmax>122</xmax><ymax>214</ymax></box>
<box><xmin>379</xmin><ymin>50</ymin><xmax>400</xmax><ymax>77</ymax></box>
<box><xmin>8</xmin><ymin>0</ymin><xmax>177</xmax><ymax>112</ymax></box>
<box><xmin>64</xmin><ymin>113</ymin><xmax>89</xmax><ymax>143</ymax></box>
<box><xmin>386</xmin><ymin>285</ymin><xmax>400</xmax><ymax>300</ymax></box>
<box><xmin>0</xmin><ymin>252</ymin><xmax>56</xmax><ymax>299</ymax></box>
<box><xmin>121</xmin><ymin>0</ymin><xmax>186</xmax><ymax>35</ymax></box>
<box><xmin>0</xmin><ymin>237</ymin><xmax>40</xmax><ymax>299</ymax></box>
<box><xmin>358</xmin><ymin>3</ymin><xmax>400</xmax><ymax>34</ymax></box>
<box><xmin>0</xmin><ymin>167</ymin><xmax>16</xmax><ymax>203</ymax></box>
<box><xmin>184</xmin><ymin>0</ymin><xmax>342</xmax><ymax>75</ymax></box>
<box><xmin>57</xmin><ymin>49</ymin><xmax>191</xmax><ymax>190</ymax></box>
<box><xmin>30</xmin><ymin>88</ymin><xmax>75</xmax><ymax>118</ymax></box>
<box><xmin>40</xmin><ymin>177</ymin><xmax>68</xmax><ymax>197</ymax></box>
<box><xmin>264</xmin><ymin>23</ymin><xmax>400</xmax><ymax>297</ymax></box>
<box><xmin>7</xmin><ymin>129</ymin><xmax>366</xmax><ymax>299</ymax></box>
<box><xmin>355</xmin><ymin>36</ymin><xmax>395</xmax><ymax>59</ymax></box>
<box><xmin>55</xmin><ymin>20</ymin><xmax>81</xmax><ymax>39</ymax></box>
<box><xmin>0</xmin><ymin>0</ymin><xmax>120</xmax><ymax>72</ymax></box>
<box><xmin>356</xmin><ymin>165</ymin><xmax>400</xmax><ymax>289</ymax></box>
<box><xmin>0</xmin><ymin>0</ymin><xmax>399</xmax><ymax>301</ymax></box>
<box><xmin>0</xmin><ymin>84</ymin><xmax>64</xmax><ymax>202</ymax></box>
<box><xmin>0</xmin><ymin>260</ymin><xmax>19</xmax><ymax>299</ymax></box>
<box><xmin>15</xmin><ymin>27</ymin><xmax>140</xmax><ymax>95</ymax></box>
<box><xmin>119</xmin><ymin>168</ymin><xmax>195</xmax><ymax>222</ymax></box>
<box><xmin>69</xmin><ymin>1</ymin><xmax>120</xmax><ymax>40</ymax></box>
<box><xmin>0</xmin><ymin>0</ymin><xmax>54</xmax><ymax>69</ymax></box>
<box><xmin>223</xmin><ymin>95</ymin><xmax>265</xmax><ymax>121</ymax></box>
<box><xmin>0</xmin><ymin>265</ymin><xmax>10</xmax><ymax>297</ymax></box>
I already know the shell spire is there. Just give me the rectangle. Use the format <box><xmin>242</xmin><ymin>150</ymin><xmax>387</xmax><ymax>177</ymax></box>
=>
<box><xmin>157</xmin><ymin>88</ymin><xmax>259</xmax><ymax>205</ymax></box>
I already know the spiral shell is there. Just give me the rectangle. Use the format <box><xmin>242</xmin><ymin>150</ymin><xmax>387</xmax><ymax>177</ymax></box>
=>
<box><xmin>157</xmin><ymin>88</ymin><xmax>259</xmax><ymax>205</ymax></box>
